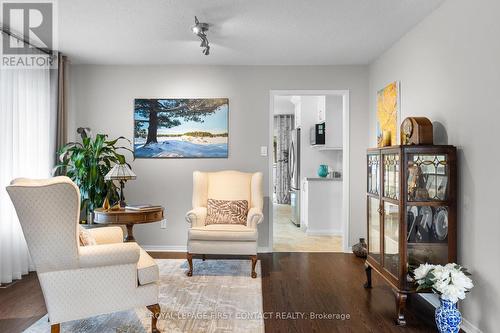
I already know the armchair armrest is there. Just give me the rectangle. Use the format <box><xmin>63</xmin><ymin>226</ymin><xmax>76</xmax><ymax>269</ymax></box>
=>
<box><xmin>247</xmin><ymin>207</ymin><xmax>264</xmax><ymax>229</ymax></box>
<box><xmin>185</xmin><ymin>207</ymin><xmax>207</xmax><ymax>228</ymax></box>
<box><xmin>88</xmin><ymin>226</ymin><xmax>124</xmax><ymax>244</ymax></box>
<box><xmin>79</xmin><ymin>242</ymin><xmax>140</xmax><ymax>268</ymax></box>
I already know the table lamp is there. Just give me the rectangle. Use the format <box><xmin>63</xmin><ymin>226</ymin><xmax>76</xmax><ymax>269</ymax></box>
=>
<box><xmin>104</xmin><ymin>163</ymin><xmax>136</xmax><ymax>208</ymax></box>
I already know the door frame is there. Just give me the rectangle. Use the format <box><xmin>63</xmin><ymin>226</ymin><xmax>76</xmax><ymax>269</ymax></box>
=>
<box><xmin>268</xmin><ymin>90</ymin><xmax>351</xmax><ymax>252</ymax></box>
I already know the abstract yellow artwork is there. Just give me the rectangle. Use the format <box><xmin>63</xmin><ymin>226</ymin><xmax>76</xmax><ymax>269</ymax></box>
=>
<box><xmin>376</xmin><ymin>81</ymin><xmax>400</xmax><ymax>147</ymax></box>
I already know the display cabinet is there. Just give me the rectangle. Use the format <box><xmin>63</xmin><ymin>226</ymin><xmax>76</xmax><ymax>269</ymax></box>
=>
<box><xmin>364</xmin><ymin>145</ymin><xmax>457</xmax><ymax>325</ymax></box>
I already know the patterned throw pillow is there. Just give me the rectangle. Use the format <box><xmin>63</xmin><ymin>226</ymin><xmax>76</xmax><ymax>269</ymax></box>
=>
<box><xmin>79</xmin><ymin>225</ymin><xmax>97</xmax><ymax>246</ymax></box>
<box><xmin>205</xmin><ymin>199</ymin><xmax>249</xmax><ymax>225</ymax></box>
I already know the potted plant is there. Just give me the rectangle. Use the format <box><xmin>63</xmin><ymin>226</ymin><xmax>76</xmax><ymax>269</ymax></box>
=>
<box><xmin>54</xmin><ymin>134</ymin><xmax>133</xmax><ymax>223</ymax></box>
<box><xmin>413</xmin><ymin>263</ymin><xmax>474</xmax><ymax>333</ymax></box>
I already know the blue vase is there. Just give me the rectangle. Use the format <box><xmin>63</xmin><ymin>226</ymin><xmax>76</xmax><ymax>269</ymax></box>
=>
<box><xmin>317</xmin><ymin>165</ymin><xmax>328</xmax><ymax>178</ymax></box>
<box><xmin>435</xmin><ymin>298</ymin><xmax>461</xmax><ymax>333</ymax></box>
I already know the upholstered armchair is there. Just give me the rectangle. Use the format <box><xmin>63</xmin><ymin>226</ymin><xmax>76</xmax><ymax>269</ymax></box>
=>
<box><xmin>185</xmin><ymin>170</ymin><xmax>264</xmax><ymax>278</ymax></box>
<box><xmin>6</xmin><ymin>177</ymin><xmax>161</xmax><ymax>333</ymax></box>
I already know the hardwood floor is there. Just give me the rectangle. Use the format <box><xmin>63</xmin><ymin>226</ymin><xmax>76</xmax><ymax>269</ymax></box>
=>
<box><xmin>0</xmin><ymin>253</ymin><xmax>437</xmax><ymax>333</ymax></box>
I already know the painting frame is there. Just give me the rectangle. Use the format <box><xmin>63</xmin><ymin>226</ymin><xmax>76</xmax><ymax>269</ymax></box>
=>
<box><xmin>133</xmin><ymin>98</ymin><xmax>229</xmax><ymax>159</ymax></box>
<box><xmin>376</xmin><ymin>81</ymin><xmax>401</xmax><ymax>147</ymax></box>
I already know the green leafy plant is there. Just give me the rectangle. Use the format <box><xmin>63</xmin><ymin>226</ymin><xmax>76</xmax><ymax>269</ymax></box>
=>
<box><xmin>54</xmin><ymin>134</ymin><xmax>133</xmax><ymax>218</ymax></box>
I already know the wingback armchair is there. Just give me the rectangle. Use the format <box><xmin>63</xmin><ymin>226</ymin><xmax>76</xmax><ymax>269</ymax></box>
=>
<box><xmin>185</xmin><ymin>170</ymin><xmax>264</xmax><ymax>278</ymax></box>
<box><xmin>6</xmin><ymin>177</ymin><xmax>161</xmax><ymax>333</ymax></box>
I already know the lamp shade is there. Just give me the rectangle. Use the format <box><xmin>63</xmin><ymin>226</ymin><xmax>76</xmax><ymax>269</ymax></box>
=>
<box><xmin>104</xmin><ymin>164</ymin><xmax>136</xmax><ymax>181</ymax></box>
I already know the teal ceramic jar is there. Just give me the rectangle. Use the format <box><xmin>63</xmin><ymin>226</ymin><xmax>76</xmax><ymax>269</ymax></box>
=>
<box><xmin>318</xmin><ymin>165</ymin><xmax>329</xmax><ymax>178</ymax></box>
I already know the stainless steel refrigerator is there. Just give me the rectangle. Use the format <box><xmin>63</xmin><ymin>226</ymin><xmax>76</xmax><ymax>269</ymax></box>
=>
<box><xmin>289</xmin><ymin>128</ymin><xmax>301</xmax><ymax>226</ymax></box>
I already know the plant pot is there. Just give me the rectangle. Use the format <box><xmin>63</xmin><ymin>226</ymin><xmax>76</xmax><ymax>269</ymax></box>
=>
<box><xmin>352</xmin><ymin>238</ymin><xmax>367</xmax><ymax>258</ymax></box>
<box><xmin>435</xmin><ymin>297</ymin><xmax>461</xmax><ymax>333</ymax></box>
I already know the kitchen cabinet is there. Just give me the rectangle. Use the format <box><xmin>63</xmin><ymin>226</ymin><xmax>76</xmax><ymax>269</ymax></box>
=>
<box><xmin>302</xmin><ymin>178</ymin><xmax>342</xmax><ymax>235</ymax></box>
<box><xmin>291</xmin><ymin>96</ymin><xmax>302</xmax><ymax>128</ymax></box>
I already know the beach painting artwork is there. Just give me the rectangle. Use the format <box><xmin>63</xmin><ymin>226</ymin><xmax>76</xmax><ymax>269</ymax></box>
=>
<box><xmin>134</xmin><ymin>98</ymin><xmax>229</xmax><ymax>158</ymax></box>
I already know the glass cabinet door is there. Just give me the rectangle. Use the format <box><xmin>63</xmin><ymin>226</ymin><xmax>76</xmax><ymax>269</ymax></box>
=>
<box><xmin>384</xmin><ymin>202</ymin><xmax>399</xmax><ymax>277</ymax></box>
<box><xmin>407</xmin><ymin>154</ymin><xmax>448</xmax><ymax>202</ymax></box>
<box><xmin>407</xmin><ymin>205</ymin><xmax>449</xmax><ymax>267</ymax></box>
<box><xmin>367</xmin><ymin>154</ymin><xmax>380</xmax><ymax>195</ymax></box>
<box><xmin>368</xmin><ymin>197</ymin><xmax>381</xmax><ymax>263</ymax></box>
<box><xmin>383</xmin><ymin>154</ymin><xmax>400</xmax><ymax>200</ymax></box>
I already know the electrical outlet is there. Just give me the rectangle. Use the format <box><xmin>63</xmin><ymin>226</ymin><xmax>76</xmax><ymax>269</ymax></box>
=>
<box><xmin>260</xmin><ymin>146</ymin><xmax>268</xmax><ymax>156</ymax></box>
<box><xmin>160</xmin><ymin>219</ymin><xmax>167</xmax><ymax>229</ymax></box>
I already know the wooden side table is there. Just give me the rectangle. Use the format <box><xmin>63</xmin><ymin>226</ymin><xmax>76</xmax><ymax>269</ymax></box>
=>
<box><xmin>93</xmin><ymin>207</ymin><xmax>164</xmax><ymax>241</ymax></box>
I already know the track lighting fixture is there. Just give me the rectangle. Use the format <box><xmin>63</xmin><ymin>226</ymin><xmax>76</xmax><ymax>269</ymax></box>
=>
<box><xmin>191</xmin><ymin>16</ymin><xmax>210</xmax><ymax>55</ymax></box>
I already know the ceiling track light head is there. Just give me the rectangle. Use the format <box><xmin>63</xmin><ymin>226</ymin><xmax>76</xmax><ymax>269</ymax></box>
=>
<box><xmin>191</xmin><ymin>16</ymin><xmax>210</xmax><ymax>55</ymax></box>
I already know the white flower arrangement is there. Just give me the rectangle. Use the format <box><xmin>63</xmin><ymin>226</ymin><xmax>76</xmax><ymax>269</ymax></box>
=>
<box><xmin>413</xmin><ymin>263</ymin><xmax>473</xmax><ymax>303</ymax></box>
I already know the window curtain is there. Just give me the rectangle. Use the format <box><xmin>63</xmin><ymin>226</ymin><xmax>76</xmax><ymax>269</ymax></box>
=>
<box><xmin>0</xmin><ymin>34</ymin><xmax>58</xmax><ymax>284</ymax></box>
<box><xmin>273</xmin><ymin>115</ymin><xmax>294</xmax><ymax>204</ymax></box>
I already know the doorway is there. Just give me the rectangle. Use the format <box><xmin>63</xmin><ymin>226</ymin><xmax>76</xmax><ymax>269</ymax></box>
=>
<box><xmin>269</xmin><ymin>90</ymin><xmax>350</xmax><ymax>253</ymax></box>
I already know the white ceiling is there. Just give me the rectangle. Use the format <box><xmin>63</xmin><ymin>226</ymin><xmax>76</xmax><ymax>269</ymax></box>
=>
<box><xmin>58</xmin><ymin>0</ymin><xmax>444</xmax><ymax>65</ymax></box>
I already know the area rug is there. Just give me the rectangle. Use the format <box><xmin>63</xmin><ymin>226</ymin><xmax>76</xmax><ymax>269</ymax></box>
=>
<box><xmin>25</xmin><ymin>259</ymin><xmax>263</xmax><ymax>333</ymax></box>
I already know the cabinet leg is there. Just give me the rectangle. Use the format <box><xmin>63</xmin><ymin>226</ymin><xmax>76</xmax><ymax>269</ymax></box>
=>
<box><xmin>202</xmin><ymin>254</ymin><xmax>206</xmax><ymax>261</ymax></box>
<box><xmin>364</xmin><ymin>263</ymin><xmax>372</xmax><ymax>288</ymax></box>
<box><xmin>394</xmin><ymin>290</ymin><xmax>407</xmax><ymax>326</ymax></box>
<box><xmin>186</xmin><ymin>252</ymin><xmax>193</xmax><ymax>277</ymax></box>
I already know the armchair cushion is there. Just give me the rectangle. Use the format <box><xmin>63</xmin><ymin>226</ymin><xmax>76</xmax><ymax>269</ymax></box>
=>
<box><xmin>137</xmin><ymin>248</ymin><xmax>159</xmax><ymax>285</ymax></box>
<box><xmin>79</xmin><ymin>242</ymin><xmax>140</xmax><ymax>268</ymax></box>
<box><xmin>205</xmin><ymin>199</ymin><xmax>249</xmax><ymax>225</ymax></box>
<box><xmin>88</xmin><ymin>226</ymin><xmax>124</xmax><ymax>244</ymax></box>
<box><xmin>189</xmin><ymin>224</ymin><xmax>257</xmax><ymax>242</ymax></box>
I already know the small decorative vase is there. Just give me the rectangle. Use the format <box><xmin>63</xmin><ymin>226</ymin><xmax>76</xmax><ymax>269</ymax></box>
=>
<box><xmin>86</xmin><ymin>211</ymin><xmax>94</xmax><ymax>225</ymax></box>
<box><xmin>435</xmin><ymin>298</ymin><xmax>461</xmax><ymax>333</ymax></box>
<box><xmin>352</xmin><ymin>238</ymin><xmax>368</xmax><ymax>258</ymax></box>
<box><xmin>102</xmin><ymin>197</ymin><xmax>110</xmax><ymax>211</ymax></box>
<box><xmin>318</xmin><ymin>165</ymin><xmax>329</xmax><ymax>178</ymax></box>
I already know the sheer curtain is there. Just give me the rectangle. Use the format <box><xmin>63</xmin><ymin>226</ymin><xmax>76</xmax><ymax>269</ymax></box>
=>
<box><xmin>274</xmin><ymin>115</ymin><xmax>294</xmax><ymax>204</ymax></box>
<box><xmin>0</xmin><ymin>43</ymin><xmax>57</xmax><ymax>283</ymax></box>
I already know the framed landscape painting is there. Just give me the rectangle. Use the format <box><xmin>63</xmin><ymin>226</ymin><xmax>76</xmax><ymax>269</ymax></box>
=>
<box><xmin>134</xmin><ymin>98</ymin><xmax>229</xmax><ymax>158</ymax></box>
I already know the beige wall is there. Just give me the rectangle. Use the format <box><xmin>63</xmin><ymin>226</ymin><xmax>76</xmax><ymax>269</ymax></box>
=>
<box><xmin>369</xmin><ymin>0</ymin><xmax>500</xmax><ymax>331</ymax></box>
<box><xmin>69</xmin><ymin>65</ymin><xmax>369</xmax><ymax>250</ymax></box>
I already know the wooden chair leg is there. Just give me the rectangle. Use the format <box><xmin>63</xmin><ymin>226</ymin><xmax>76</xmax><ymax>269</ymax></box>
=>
<box><xmin>147</xmin><ymin>303</ymin><xmax>161</xmax><ymax>333</ymax></box>
<box><xmin>186</xmin><ymin>252</ymin><xmax>193</xmax><ymax>277</ymax></box>
<box><xmin>251</xmin><ymin>255</ymin><xmax>257</xmax><ymax>278</ymax></box>
<box><xmin>51</xmin><ymin>323</ymin><xmax>60</xmax><ymax>333</ymax></box>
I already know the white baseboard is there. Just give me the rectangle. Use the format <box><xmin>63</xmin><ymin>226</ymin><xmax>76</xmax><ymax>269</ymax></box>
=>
<box><xmin>257</xmin><ymin>246</ymin><xmax>272</xmax><ymax>253</ymax></box>
<box><xmin>142</xmin><ymin>245</ymin><xmax>273</xmax><ymax>254</ymax></box>
<box><xmin>306</xmin><ymin>229</ymin><xmax>343</xmax><ymax>236</ymax></box>
<box><xmin>461</xmin><ymin>318</ymin><xmax>482</xmax><ymax>333</ymax></box>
